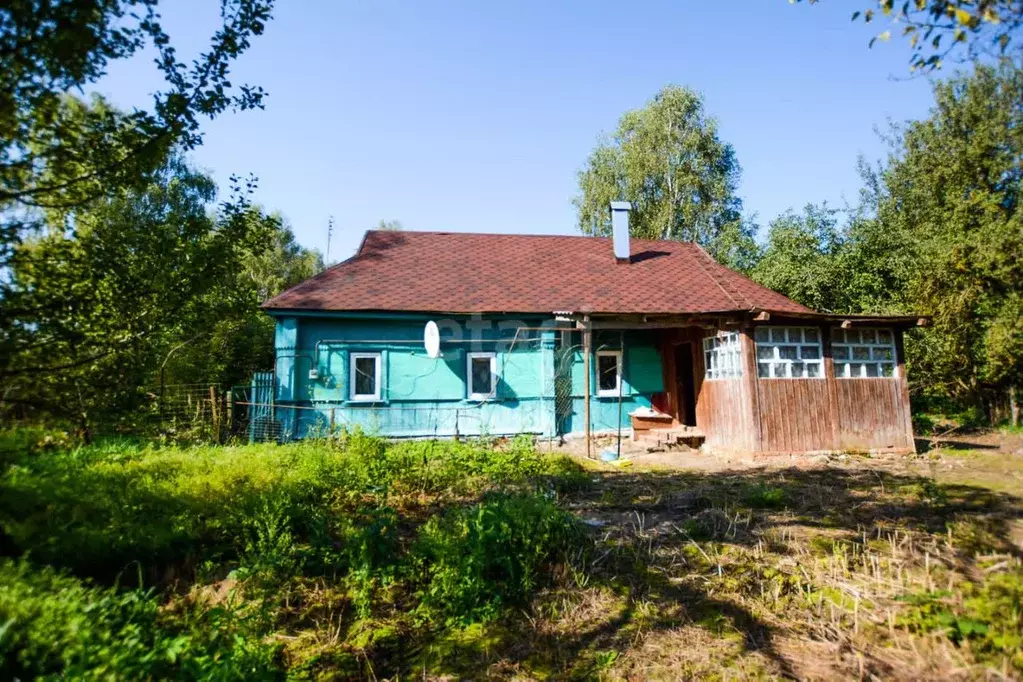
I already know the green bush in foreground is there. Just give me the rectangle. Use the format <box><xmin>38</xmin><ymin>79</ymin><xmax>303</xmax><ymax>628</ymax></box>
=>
<box><xmin>0</xmin><ymin>559</ymin><xmax>280</xmax><ymax>681</ymax></box>
<box><xmin>0</xmin><ymin>431</ymin><xmax>591</xmax><ymax>677</ymax></box>
<box><xmin>413</xmin><ymin>493</ymin><xmax>584</xmax><ymax>625</ymax></box>
<box><xmin>0</xmin><ymin>431</ymin><xmax>586</xmax><ymax>579</ymax></box>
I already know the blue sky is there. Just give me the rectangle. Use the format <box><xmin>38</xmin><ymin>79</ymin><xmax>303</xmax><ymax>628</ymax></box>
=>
<box><xmin>97</xmin><ymin>1</ymin><xmax>936</xmax><ymax>261</ymax></box>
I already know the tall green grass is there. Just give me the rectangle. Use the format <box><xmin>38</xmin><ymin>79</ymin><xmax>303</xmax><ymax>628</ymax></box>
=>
<box><xmin>0</xmin><ymin>429</ymin><xmax>589</xmax><ymax>678</ymax></box>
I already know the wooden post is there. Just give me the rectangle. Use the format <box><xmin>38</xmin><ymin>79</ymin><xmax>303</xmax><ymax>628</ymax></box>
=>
<box><xmin>1010</xmin><ymin>385</ymin><xmax>1020</xmax><ymax>427</ymax></box>
<box><xmin>583</xmin><ymin>320</ymin><xmax>592</xmax><ymax>459</ymax></box>
<box><xmin>209</xmin><ymin>385</ymin><xmax>220</xmax><ymax>444</ymax></box>
<box><xmin>225</xmin><ymin>389</ymin><xmax>233</xmax><ymax>436</ymax></box>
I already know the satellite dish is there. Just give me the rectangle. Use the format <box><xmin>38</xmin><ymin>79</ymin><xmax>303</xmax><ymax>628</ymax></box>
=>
<box><xmin>424</xmin><ymin>320</ymin><xmax>441</xmax><ymax>358</ymax></box>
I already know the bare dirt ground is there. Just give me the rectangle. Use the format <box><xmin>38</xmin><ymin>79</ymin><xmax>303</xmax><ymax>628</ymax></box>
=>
<box><xmin>503</xmin><ymin>429</ymin><xmax>1023</xmax><ymax>680</ymax></box>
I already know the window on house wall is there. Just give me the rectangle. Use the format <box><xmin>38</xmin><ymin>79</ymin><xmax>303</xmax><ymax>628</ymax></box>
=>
<box><xmin>596</xmin><ymin>350</ymin><xmax>622</xmax><ymax>397</ymax></box>
<box><xmin>350</xmin><ymin>352</ymin><xmax>382</xmax><ymax>401</ymax></box>
<box><xmin>467</xmin><ymin>352</ymin><xmax>497</xmax><ymax>400</ymax></box>
<box><xmin>754</xmin><ymin>326</ymin><xmax>823</xmax><ymax>378</ymax></box>
<box><xmin>832</xmin><ymin>328</ymin><xmax>897</xmax><ymax>378</ymax></box>
<box><xmin>703</xmin><ymin>331</ymin><xmax>742</xmax><ymax>380</ymax></box>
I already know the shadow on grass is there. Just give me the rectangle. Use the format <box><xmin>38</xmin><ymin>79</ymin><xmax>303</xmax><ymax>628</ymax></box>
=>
<box><xmin>423</xmin><ymin>464</ymin><xmax>1023</xmax><ymax>679</ymax></box>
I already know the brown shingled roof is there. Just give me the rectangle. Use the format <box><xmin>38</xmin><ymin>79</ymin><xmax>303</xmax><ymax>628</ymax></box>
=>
<box><xmin>262</xmin><ymin>230</ymin><xmax>814</xmax><ymax>316</ymax></box>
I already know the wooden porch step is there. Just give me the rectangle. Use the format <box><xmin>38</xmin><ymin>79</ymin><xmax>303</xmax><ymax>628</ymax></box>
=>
<box><xmin>635</xmin><ymin>426</ymin><xmax>705</xmax><ymax>450</ymax></box>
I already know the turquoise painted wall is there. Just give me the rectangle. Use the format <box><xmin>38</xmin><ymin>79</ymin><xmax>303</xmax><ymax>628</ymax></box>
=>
<box><xmin>557</xmin><ymin>330</ymin><xmax>663</xmax><ymax>435</ymax></box>
<box><xmin>268</xmin><ymin>313</ymin><xmax>663</xmax><ymax>439</ymax></box>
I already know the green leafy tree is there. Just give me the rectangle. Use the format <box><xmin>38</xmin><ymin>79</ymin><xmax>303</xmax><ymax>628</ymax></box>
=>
<box><xmin>752</xmin><ymin>62</ymin><xmax>1022</xmax><ymax>422</ymax></box>
<box><xmin>0</xmin><ymin>0</ymin><xmax>273</xmax><ymax>264</ymax></box>
<box><xmin>574</xmin><ymin>85</ymin><xmax>758</xmax><ymax>270</ymax></box>
<box><xmin>797</xmin><ymin>0</ymin><xmax>1021</xmax><ymax>71</ymax></box>
<box><xmin>875</xmin><ymin>61</ymin><xmax>1022</xmax><ymax>411</ymax></box>
<box><xmin>165</xmin><ymin>213</ymin><xmax>323</xmax><ymax>388</ymax></box>
<box><xmin>376</xmin><ymin>219</ymin><xmax>404</xmax><ymax>231</ymax></box>
<box><xmin>751</xmin><ymin>204</ymin><xmax>849</xmax><ymax>313</ymax></box>
<box><xmin>0</xmin><ymin>154</ymin><xmax>278</xmax><ymax>433</ymax></box>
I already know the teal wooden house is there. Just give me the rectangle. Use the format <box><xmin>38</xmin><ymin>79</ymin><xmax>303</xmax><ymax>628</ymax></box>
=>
<box><xmin>261</xmin><ymin>204</ymin><xmax>923</xmax><ymax>455</ymax></box>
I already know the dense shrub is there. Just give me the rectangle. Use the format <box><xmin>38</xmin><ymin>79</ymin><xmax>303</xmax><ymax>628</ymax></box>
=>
<box><xmin>412</xmin><ymin>493</ymin><xmax>585</xmax><ymax>625</ymax></box>
<box><xmin>0</xmin><ymin>559</ymin><xmax>280</xmax><ymax>680</ymax></box>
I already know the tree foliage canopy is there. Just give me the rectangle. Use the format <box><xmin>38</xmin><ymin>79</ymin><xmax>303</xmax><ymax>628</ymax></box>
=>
<box><xmin>574</xmin><ymin>85</ymin><xmax>757</xmax><ymax>270</ymax></box>
<box><xmin>0</xmin><ymin>149</ymin><xmax>320</xmax><ymax>431</ymax></box>
<box><xmin>751</xmin><ymin>61</ymin><xmax>1022</xmax><ymax>417</ymax></box>
<box><xmin>798</xmin><ymin>0</ymin><xmax>1022</xmax><ymax>71</ymax></box>
<box><xmin>0</xmin><ymin>0</ymin><xmax>273</xmax><ymax>264</ymax></box>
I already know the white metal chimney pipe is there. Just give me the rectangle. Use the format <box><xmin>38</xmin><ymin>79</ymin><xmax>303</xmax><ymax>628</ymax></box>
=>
<box><xmin>610</xmin><ymin>201</ymin><xmax>632</xmax><ymax>262</ymax></box>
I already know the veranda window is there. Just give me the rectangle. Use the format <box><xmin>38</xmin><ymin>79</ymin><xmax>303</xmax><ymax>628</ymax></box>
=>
<box><xmin>754</xmin><ymin>326</ymin><xmax>823</xmax><ymax>378</ymax></box>
<box><xmin>832</xmin><ymin>328</ymin><xmax>897</xmax><ymax>378</ymax></box>
<box><xmin>703</xmin><ymin>332</ymin><xmax>742</xmax><ymax>380</ymax></box>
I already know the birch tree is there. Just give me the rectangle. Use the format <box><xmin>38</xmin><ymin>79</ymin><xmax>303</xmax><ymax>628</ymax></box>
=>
<box><xmin>574</xmin><ymin>86</ymin><xmax>757</xmax><ymax>270</ymax></box>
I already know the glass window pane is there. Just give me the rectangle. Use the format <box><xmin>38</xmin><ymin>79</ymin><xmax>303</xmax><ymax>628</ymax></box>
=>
<box><xmin>598</xmin><ymin>355</ymin><xmax>618</xmax><ymax>392</ymax></box>
<box><xmin>758</xmin><ymin>362</ymin><xmax>771</xmax><ymax>378</ymax></box>
<box><xmin>880</xmin><ymin>363</ymin><xmax>895</xmax><ymax>377</ymax></box>
<box><xmin>754</xmin><ymin>327</ymin><xmax>769</xmax><ymax>342</ymax></box>
<box><xmin>779</xmin><ymin>345</ymin><xmax>798</xmax><ymax>360</ymax></box>
<box><xmin>877</xmin><ymin>329</ymin><xmax>893</xmax><ymax>345</ymax></box>
<box><xmin>872</xmin><ymin>347</ymin><xmax>893</xmax><ymax>361</ymax></box>
<box><xmin>354</xmin><ymin>357</ymin><xmax>377</xmax><ymax>396</ymax></box>
<box><xmin>861</xmin><ymin>329</ymin><xmax>877</xmax><ymax>344</ymax></box>
<box><xmin>757</xmin><ymin>345</ymin><xmax>774</xmax><ymax>360</ymax></box>
<box><xmin>771</xmin><ymin>328</ymin><xmax>787</xmax><ymax>343</ymax></box>
<box><xmin>833</xmin><ymin>346</ymin><xmax>850</xmax><ymax>361</ymax></box>
<box><xmin>785</xmin><ymin>328</ymin><xmax>800</xmax><ymax>343</ymax></box>
<box><xmin>852</xmin><ymin>346</ymin><xmax>870</xmax><ymax>360</ymax></box>
<box><xmin>472</xmin><ymin>356</ymin><xmax>493</xmax><ymax>395</ymax></box>
<box><xmin>849</xmin><ymin>362</ymin><xmax>864</xmax><ymax>377</ymax></box>
<box><xmin>807</xmin><ymin>362</ymin><xmax>822</xmax><ymax>378</ymax></box>
<box><xmin>800</xmin><ymin>345</ymin><xmax>820</xmax><ymax>360</ymax></box>
<box><xmin>865</xmin><ymin>362</ymin><xmax>879</xmax><ymax>378</ymax></box>
<box><xmin>804</xmin><ymin>328</ymin><xmax>820</xmax><ymax>343</ymax></box>
<box><xmin>791</xmin><ymin>361</ymin><xmax>805</xmax><ymax>378</ymax></box>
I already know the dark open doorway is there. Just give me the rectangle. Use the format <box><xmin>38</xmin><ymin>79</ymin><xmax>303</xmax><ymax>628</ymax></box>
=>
<box><xmin>674</xmin><ymin>343</ymin><xmax>697</xmax><ymax>426</ymax></box>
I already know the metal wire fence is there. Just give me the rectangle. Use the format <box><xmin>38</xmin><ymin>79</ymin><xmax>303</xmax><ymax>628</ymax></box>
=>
<box><xmin>139</xmin><ymin>328</ymin><xmax>610</xmax><ymax>447</ymax></box>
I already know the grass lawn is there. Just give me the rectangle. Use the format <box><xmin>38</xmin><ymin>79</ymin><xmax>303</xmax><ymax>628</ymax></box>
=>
<box><xmin>2</xmin><ymin>429</ymin><xmax>1022</xmax><ymax>680</ymax></box>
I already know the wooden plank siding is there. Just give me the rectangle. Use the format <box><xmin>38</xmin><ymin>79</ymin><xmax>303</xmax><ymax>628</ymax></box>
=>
<box><xmin>746</xmin><ymin>324</ymin><xmax>915</xmax><ymax>455</ymax></box>
<box><xmin>694</xmin><ymin>328</ymin><xmax>759</xmax><ymax>453</ymax></box>
<box><xmin>756</xmin><ymin>379</ymin><xmax>834</xmax><ymax>453</ymax></box>
<box><xmin>658</xmin><ymin>323</ymin><xmax>915</xmax><ymax>456</ymax></box>
<box><xmin>834</xmin><ymin>379</ymin><xmax>913</xmax><ymax>451</ymax></box>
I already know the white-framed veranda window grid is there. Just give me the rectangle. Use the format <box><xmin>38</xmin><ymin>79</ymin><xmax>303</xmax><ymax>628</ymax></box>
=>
<box><xmin>703</xmin><ymin>331</ymin><xmax>742</xmax><ymax>380</ymax></box>
<box><xmin>754</xmin><ymin>326</ymin><xmax>823</xmax><ymax>378</ymax></box>
<box><xmin>467</xmin><ymin>351</ymin><xmax>497</xmax><ymax>400</ymax></box>
<box><xmin>349</xmin><ymin>352</ymin><xmax>382</xmax><ymax>401</ymax></box>
<box><xmin>596</xmin><ymin>350</ymin><xmax>622</xmax><ymax>397</ymax></box>
<box><xmin>832</xmin><ymin>328</ymin><xmax>897</xmax><ymax>378</ymax></box>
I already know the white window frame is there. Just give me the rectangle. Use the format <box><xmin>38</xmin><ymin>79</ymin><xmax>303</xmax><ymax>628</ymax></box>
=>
<box><xmin>349</xmin><ymin>352</ymin><xmax>382</xmax><ymax>401</ymax></box>
<box><xmin>832</xmin><ymin>328</ymin><xmax>898</xmax><ymax>379</ymax></box>
<box><xmin>754</xmin><ymin>326</ymin><xmax>824</xmax><ymax>379</ymax></box>
<box><xmin>703</xmin><ymin>331</ymin><xmax>743</xmax><ymax>380</ymax></box>
<box><xmin>466</xmin><ymin>351</ymin><xmax>497</xmax><ymax>401</ymax></box>
<box><xmin>595</xmin><ymin>350</ymin><xmax>622</xmax><ymax>397</ymax></box>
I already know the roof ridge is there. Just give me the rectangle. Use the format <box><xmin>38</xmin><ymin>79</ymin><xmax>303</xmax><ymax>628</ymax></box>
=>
<box><xmin>691</xmin><ymin>244</ymin><xmax>753</xmax><ymax>310</ymax></box>
<box><xmin>363</xmin><ymin>229</ymin><xmax>693</xmax><ymax>247</ymax></box>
